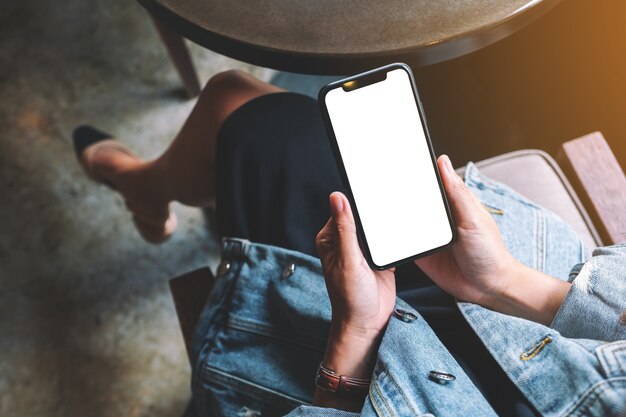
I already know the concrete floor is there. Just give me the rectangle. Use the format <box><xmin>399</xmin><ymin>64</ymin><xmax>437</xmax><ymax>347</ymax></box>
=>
<box><xmin>0</xmin><ymin>1</ymin><xmax>273</xmax><ymax>416</ymax></box>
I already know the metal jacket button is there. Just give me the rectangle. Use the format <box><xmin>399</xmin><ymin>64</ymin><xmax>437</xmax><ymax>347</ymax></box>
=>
<box><xmin>217</xmin><ymin>261</ymin><xmax>231</xmax><ymax>276</ymax></box>
<box><xmin>394</xmin><ymin>308</ymin><xmax>417</xmax><ymax>322</ymax></box>
<box><xmin>282</xmin><ymin>263</ymin><xmax>295</xmax><ymax>278</ymax></box>
<box><xmin>428</xmin><ymin>370</ymin><xmax>456</xmax><ymax>385</ymax></box>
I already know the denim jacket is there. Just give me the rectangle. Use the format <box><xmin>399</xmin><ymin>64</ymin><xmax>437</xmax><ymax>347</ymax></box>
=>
<box><xmin>191</xmin><ymin>164</ymin><xmax>626</xmax><ymax>417</ymax></box>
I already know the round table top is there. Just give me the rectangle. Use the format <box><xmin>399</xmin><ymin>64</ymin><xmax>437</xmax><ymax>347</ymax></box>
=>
<box><xmin>140</xmin><ymin>0</ymin><xmax>560</xmax><ymax>74</ymax></box>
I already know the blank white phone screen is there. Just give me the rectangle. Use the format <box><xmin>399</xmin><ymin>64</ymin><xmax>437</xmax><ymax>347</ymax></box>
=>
<box><xmin>325</xmin><ymin>68</ymin><xmax>453</xmax><ymax>267</ymax></box>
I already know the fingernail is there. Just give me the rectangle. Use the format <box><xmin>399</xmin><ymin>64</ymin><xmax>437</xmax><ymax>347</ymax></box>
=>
<box><xmin>330</xmin><ymin>192</ymin><xmax>344</xmax><ymax>215</ymax></box>
<box><xmin>442</xmin><ymin>155</ymin><xmax>453</xmax><ymax>173</ymax></box>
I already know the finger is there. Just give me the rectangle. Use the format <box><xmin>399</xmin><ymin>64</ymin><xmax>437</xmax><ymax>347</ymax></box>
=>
<box><xmin>329</xmin><ymin>192</ymin><xmax>363</xmax><ymax>265</ymax></box>
<box><xmin>437</xmin><ymin>155</ymin><xmax>485</xmax><ymax>227</ymax></box>
<box><xmin>315</xmin><ymin>216</ymin><xmax>335</xmax><ymax>255</ymax></box>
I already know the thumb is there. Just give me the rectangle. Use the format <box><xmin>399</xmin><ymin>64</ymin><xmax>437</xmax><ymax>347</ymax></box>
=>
<box><xmin>437</xmin><ymin>155</ymin><xmax>484</xmax><ymax>227</ymax></box>
<box><xmin>329</xmin><ymin>192</ymin><xmax>363</xmax><ymax>265</ymax></box>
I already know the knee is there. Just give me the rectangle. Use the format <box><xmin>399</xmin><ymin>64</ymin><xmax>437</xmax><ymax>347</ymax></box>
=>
<box><xmin>198</xmin><ymin>69</ymin><xmax>276</xmax><ymax>127</ymax></box>
<box><xmin>201</xmin><ymin>69</ymin><xmax>255</xmax><ymax>100</ymax></box>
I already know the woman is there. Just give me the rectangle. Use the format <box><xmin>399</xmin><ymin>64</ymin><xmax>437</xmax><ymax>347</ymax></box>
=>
<box><xmin>74</xmin><ymin>70</ymin><xmax>626</xmax><ymax>416</ymax></box>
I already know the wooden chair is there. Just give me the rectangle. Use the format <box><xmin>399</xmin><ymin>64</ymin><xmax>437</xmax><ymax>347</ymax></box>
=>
<box><xmin>169</xmin><ymin>130</ymin><xmax>626</xmax><ymax>382</ymax></box>
<box><xmin>556</xmin><ymin>132</ymin><xmax>626</xmax><ymax>245</ymax></box>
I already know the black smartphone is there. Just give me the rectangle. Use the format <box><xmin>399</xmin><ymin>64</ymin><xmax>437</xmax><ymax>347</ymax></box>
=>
<box><xmin>318</xmin><ymin>63</ymin><xmax>455</xmax><ymax>270</ymax></box>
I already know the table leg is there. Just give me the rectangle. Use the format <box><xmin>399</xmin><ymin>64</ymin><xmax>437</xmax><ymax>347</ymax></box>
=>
<box><xmin>150</xmin><ymin>14</ymin><xmax>201</xmax><ymax>98</ymax></box>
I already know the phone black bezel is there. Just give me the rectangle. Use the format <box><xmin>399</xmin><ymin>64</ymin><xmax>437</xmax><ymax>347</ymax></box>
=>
<box><xmin>318</xmin><ymin>62</ymin><xmax>457</xmax><ymax>271</ymax></box>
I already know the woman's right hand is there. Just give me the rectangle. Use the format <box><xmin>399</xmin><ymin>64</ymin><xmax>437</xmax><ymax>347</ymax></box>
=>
<box><xmin>417</xmin><ymin>155</ymin><xmax>571</xmax><ymax>325</ymax></box>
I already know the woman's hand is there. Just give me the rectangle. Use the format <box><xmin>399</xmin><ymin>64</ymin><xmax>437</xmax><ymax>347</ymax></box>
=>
<box><xmin>316</xmin><ymin>192</ymin><xmax>396</xmax><ymax>341</ymax></box>
<box><xmin>415</xmin><ymin>155</ymin><xmax>517</xmax><ymax>307</ymax></box>
<box><xmin>417</xmin><ymin>155</ymin><xmax>571</xmax><ymax>325</ymax></box>
<box><xmin>314</xmin><ymin>192</ymin><xmax>396</xmax><ymax>411</ymax></box>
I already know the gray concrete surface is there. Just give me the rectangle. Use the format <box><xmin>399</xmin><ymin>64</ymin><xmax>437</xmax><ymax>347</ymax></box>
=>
<box><xmin>0</xmin><ymin>1</ymin><xmax>273</xmax><ymax>416</ymax></box>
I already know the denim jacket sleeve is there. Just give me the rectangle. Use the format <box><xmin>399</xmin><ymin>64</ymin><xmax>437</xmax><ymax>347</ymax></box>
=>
<box><xmin>551</xmin><ymin>243</ymin><xmax>626</xmax><ymax>342</ymax></box>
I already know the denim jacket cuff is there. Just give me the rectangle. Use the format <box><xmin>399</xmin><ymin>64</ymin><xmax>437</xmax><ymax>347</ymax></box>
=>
<box><xmin>551</xmin><ymin>243</ymin><xmax>626</xmax><ymax>342</ymax></box>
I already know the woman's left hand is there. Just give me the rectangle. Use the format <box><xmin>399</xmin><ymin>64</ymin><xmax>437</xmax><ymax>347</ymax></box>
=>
<box><xmin>316</xmin><ymin>192</ymin><xmax>397</xmax><ymax>343</ymax></box>
<box><xmin>314</xmin><ymin>192</ymin><xmax>396</xmax><ymax>410</ymax></box>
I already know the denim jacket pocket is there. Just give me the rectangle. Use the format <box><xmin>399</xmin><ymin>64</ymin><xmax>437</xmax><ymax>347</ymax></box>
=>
<box><xmin>596</xmin><ymin>340</ymin><xmax>626</xmax><ymax>379</ymax></box>
<box><xmin>368</xmin><ymin>365</ymin><xmax>439</xmax><ymax>417</ymax></box>
<box><xmin>561</xmin><ymin>341</ymin><xmax>626</xmax><ymax>417</ymax></box>
<box><xmin>200</xmin><ymin>365</ymin><xmax>307</xmax><ymax>417</ymax></box>
<box><xmin>226</xmin><ymin>314</ymin><xmax>327</xmax><ymax>353</ymax></box>
<box><xmin>192</xmin><ymin>242</ymin><xmax>332</xmax><ymax>417</ymax></box>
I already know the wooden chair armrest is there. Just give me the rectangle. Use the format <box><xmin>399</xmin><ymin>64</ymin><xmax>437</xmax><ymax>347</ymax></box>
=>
<box><xmin>556</xmin><ymin>132</ymin><xmax>626</xmax><ymax>245</ymax></box>
<box><xmin>169</xmin><ymin>267</ymin><xmax>214</xmax><ymax>363</ymax></box>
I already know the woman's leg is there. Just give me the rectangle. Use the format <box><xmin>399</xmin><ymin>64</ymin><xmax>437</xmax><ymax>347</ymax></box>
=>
<box><xmin>89</xmin><ymin>70</ymin><xmax>283</xmax><ymax>219</ymax></box>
